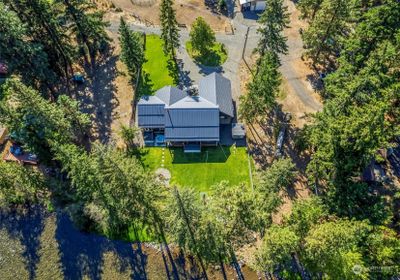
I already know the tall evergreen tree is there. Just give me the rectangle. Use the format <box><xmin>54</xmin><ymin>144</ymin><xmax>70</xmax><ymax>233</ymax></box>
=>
<box><xmin>0</xmin><ymin>78</ymin><xmax>89</xmax><ymax>159</ymax></box>
<box><xmin>257</xmin><ymin>0</ymin><xmax>290</xmax><ymax>58</ymax></box>
<box><xmin>159</xmin><ymin>0</ymin><xmax>180</xmax><ymax>59</ymax></box>
<box><xmin>303</xmin><ymin>1</ymin><xmax>400</xmax><ymax>220</ymax></box>
<box><xmin>0</xmin><ymin>161</ymin><xmax>47</xmax><ymax>206</ymax></box>
<box><xmin>53</xmin><ymin>142</ymin><xmax>166</xmax><ymax>236</ymax></box>
<box><xmin>59</xmin><ymin>0</ymin><xmax>110</xmax><ymax>65</ymax></box>
<box><xmin>4</xmin><ymin>0</ymin><xmax>75</xmax><ymax>81</ymax></box>
<box><xmin>118</xmin><ymin>17</ymin><xmax>145</xmax><ymax>80</ymax></box>
<box><xmin>245</xmin><ymin>51</ymin><xmax>281</xmax><ymax>117</ymax></box>
<box><xmin>301</xmin><ymin>0</ymin><xmax>353</xmax><ymax>69</ymax></box>
<box><xmin>297</xmin><ymin>0</ymin><xmax>323</xmax><ymax>20</ymax></box>
<box><xmin>0</xmin><ymin>2</ymin><xmax>56</xmax><ymax>90</ymax></box>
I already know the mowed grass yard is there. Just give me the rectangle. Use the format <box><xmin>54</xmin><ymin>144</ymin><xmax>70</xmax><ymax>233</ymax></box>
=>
<box><xmin>142</xmin><ymin>146</ymin><xmax>251</xmax><ymax>192</ymax></box>
<box><xmin>138</xmin><ymin>34</ymin><xmax>177</xmax><ymax>96</ymax></box>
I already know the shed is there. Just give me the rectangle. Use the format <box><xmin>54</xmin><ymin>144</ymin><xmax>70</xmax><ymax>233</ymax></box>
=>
<box><xmin>240</xmin><ymin>0</ymin><xmax>266</xmax><ymax>11</ymax></box>
<box><xmin>232</xmin><ymin>123</ymin><xmax>246</xmax><ymax>139</ymax></box>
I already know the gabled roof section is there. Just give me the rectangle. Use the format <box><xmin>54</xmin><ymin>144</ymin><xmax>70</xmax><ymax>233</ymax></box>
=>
<box><xmin>137</xmin><ymin>96</ymin><xmax>165</xmax><ymax>128</ymax></box>
<box><xmin>137</xmin><ymin>95</ymin><xmax>165</xmax><ymax>105</ymax></box>
<box><xmin>155</xmin><ymin>86</ymin><xmax>186</xmax><ymax>106</ymax></box>
<box><xmin>199</xmin><ymin>72</ymin><xmax>234</xmax><ymax>118</ymax></box>
<box><xmin>167</xmin><ymin>96</ymin><xmax>219</xmax><ymax>109</ymax></box>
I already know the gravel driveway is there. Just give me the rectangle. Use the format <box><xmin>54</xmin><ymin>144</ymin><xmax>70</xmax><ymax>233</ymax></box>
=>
<box><xmin>107</xmin><ymin>1</ymin><xmax>321</xmax><ymax>114</ymax></box>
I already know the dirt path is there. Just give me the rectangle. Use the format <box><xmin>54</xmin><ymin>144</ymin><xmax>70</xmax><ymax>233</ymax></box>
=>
<box><xmin>278</xmin><ymin>0</ymin><xmax>323</xmax><ymax>127</ymax></box>
<box><xmin>110</xmin><ymin>0</ymin><xmax>229</xmax><ymax>32</ymax></box>
<box><xmin>71</xmin><ymin>30</ymin><xmax>133</xmax><ymax>145</ymax></box>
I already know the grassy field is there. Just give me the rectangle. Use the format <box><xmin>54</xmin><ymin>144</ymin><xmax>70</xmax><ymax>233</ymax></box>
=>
<box><xmin>185</xmin><ymin>41</ymin><xmax>228</xmax><ymax>67</ymax></box>
<box><xmin>138</xmin><ymin>34</ymin><xmax>177</xmax><ymax>96</ymax></box>
<box><xmin>142</xmin><ymin>146</ymin><xmax>251</xmax><ymax>192</ymax></box>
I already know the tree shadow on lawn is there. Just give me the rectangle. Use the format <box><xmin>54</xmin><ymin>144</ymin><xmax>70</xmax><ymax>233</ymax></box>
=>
<box><xmin>137</xmin><ymin>58</ymin><xmax>180</xmax><ymax>97</ymax></box>
<box><xmin>137</xmin><ymin>71</ymin><xmax>154</xmax><ymax>97</ymax></box>
<box><xmin>54</xmin><ymin>211</ymin><xmax>149</xmax><ymax>280</ymax></box>
<box><xmin>169</xmin><ymin>146</ymin><xmax>231</xmax><ymax>164</ymax></box>
<box><xmin>0</xmin><ymin>206</ymin><xmax>46</xmax><ymax>280</ymax></box>
<box><xmin>193</xmin><ymin>49</ymin><xmax>224</xmax><ymax>67</ymax></box>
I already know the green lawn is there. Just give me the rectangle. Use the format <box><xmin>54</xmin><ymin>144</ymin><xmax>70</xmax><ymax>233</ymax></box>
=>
<box><xmin>138</xmin><ymin>34</ymin><xmax>178</xmax><ymax>96</ymax></box>
<box><xmin>142</xmin><ymin>146</ymin><xmax>251</xmax><ymax>192</ymax></box>
<box><xmin>186</xmin><ymin>41</ymin><xmax>228</xmax><ymax>67</ymax></box>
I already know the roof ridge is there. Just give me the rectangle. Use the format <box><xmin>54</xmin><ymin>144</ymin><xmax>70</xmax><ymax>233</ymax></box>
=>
<box><xmin>165</xmin><ymin>95</ymin><xmax>219</xmax><ymax>109</ymax></box>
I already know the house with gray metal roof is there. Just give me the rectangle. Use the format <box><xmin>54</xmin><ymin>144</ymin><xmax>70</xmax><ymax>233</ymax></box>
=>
<box><xmin>136</xmin><ymin>73</ymin><xmax>234</xmax><ymax>147</ymax></box>
<box><xmin>199</xmin><ymin>72</ymin><xmax>234</xmax><ymax>124</ymax></box>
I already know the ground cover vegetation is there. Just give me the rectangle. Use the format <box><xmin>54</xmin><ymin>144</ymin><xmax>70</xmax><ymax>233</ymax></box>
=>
<box><xmin>137</xmin><ymin>34</ymin><xmax>178</xmax><ymax>95</ymax></box>
<box><xmin>0</xmin><ymin>0</ymin><xmax>400</xmax><ymax>279</ymax></box>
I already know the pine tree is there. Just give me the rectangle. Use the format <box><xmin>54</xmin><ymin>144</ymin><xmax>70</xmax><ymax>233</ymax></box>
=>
<box><xmin>0</xmin><ymin>161</ymin><xmax>47</xmax><ymax>206</ymax></box>
<box><xmin>53</xmin><ymin>142</ymin><xmax>166</xmax><ymax>237</ymax></box>
<box><xmin>303</xmin><ymin>1</ymin><xmax>400</xmax><ymax>220</ymax></box>
<box><xmin>159</xmin><ymin>0</ymin><xmax>180</xmax><ymax>59</ymax></box>
<box><xmin>301</xmin><ymin>0</ymin><xmax>353</xmax><ymax>69</ymax></box>
<box><xmin>118</xmin><ymin>17</ymin><xmax>145</xmax><ymax>80</ymax></box>
<box><xmin>3</xmin><ymin>0</ymin><xmax>75</xmax><ymax>82</ymax></box>
<box><xmin>257</xmin><ymin>0</ymin><xmax>290</xmax><ymax>58</ymax></box>
<box><xmin>0</xmin><ymin>2</ymin><xmax>56</xmax><ymax>89</ymax></box>
<box><xmin>297</xmin><ymin>0</ymin><xmax>323</xmax><ymax>20</ymax></box>
<box><xmin>0</xmin><ymin>78</ymin><xmax>89</xmax><ymax>158</ymax></box>
<box><xmin>247</xmin><ymin>51</ymin><xmax>281</xmax><ymax>113</ymax></box>
<box><xmin>59</xmin><ymin>0</ymin><xmax>110</xmax><ymax>65</ymax></box>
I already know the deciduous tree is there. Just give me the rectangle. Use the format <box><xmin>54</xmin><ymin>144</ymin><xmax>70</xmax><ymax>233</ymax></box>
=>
<box><xmin>252</xmin><ymin>225</ymin><xmax>300</xmax><ymax>276</ymax></box>
<box><xmin>189</xmin><ymin>17</ymin><xmax>216</xmax><ymax>55</ymax></box>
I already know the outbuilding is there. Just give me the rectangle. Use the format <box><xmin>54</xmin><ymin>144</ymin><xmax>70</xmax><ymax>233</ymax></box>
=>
<box><xmin>240</xmin><ymin>0</ymin><xmax>266</xmax><ymax>12</ymax></box>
